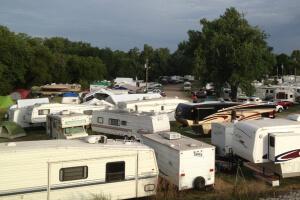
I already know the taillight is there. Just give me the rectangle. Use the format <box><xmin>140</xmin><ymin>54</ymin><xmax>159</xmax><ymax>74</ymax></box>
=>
<box><xmin>180</xmin><ymin>173</ymin><xmax>185</xmax><ymax>177</ymax></box>
<box><xmin>210</xmin><ymin>169</ymin><xmax>214</xmax><ymax>172</ymax></box>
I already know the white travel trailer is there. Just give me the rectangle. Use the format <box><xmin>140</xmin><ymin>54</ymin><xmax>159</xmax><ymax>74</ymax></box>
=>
<box><xmin>91</xmin><ymin>109</ymin><xmax>170</xmax><ymax>139</ymax></box>
<box><xmin>8</xmin><ymin>98</ymin><xmax>50</xmax><ymax>128</ymax></box>
<box><xmin>46</xmin><ymin>113</ymin><xmax>90</xmax><ymax>139</ymax></box>
<box><xmin>232</xmin><ymin>117</ymin><xmax>300</xmax><ymax>178</ymax></box>
<box><xmin>118</xmin><ymin>98</ymin><xmax>188</xmax><ymax>121</ymax></box>
<box><xmin>141</xmin><ymin>132</ymin><xmax>215</xmax><ymax>190</ymax></box>
<box><xmin>10</xmin><ymin>103</ymin><xmax>106</xmax><ymax>128</ymax></box>
<box><xmin>105</xmin><ymin>93</ymin><xmax>162</xmax><ymax>105</ymax></box>
<box><xmin>83</xmin><ymin>88</ymin><xmax>127</xmax><ymax>102</ymax></box>
<box><xmin>0</xmin><ymin>137</ymin><xmax>159</xmax><ymax>200</ymax></box>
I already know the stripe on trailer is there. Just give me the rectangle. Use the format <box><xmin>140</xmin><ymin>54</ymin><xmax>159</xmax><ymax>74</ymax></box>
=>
<box><xmin>92</xmin><ymin>124</ymin><xmax>132</xmax><ymax>132</ymax></box>
<box><xmin>275</xmin><ymin>149</ymin><xmax>300</xmax><ymax>162</ymax></box>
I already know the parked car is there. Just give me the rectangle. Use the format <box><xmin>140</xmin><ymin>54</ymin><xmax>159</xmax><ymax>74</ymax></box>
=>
<box><xmin>270</xmin><ymin>100</ymin><xmax>294</xmax><ymax>109</ymax></box>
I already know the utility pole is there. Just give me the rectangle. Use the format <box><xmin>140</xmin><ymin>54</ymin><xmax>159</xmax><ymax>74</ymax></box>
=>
<box><xmin>145</xmin><ymin>59</ymin><xmax>149</xmax><ymax>93</ymax></box>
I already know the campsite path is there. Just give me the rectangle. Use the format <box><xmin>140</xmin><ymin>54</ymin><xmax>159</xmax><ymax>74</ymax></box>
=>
<box><xmin>163</xmin><ymin>84</ymin><xmax>191</xmax><ymax>100</ymax></box>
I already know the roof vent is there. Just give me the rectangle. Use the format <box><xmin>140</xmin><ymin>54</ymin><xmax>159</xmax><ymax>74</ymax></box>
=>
<box><xmin>189</xmin><ymin>143</ymin><xmax>197</xmax><ymax>147</ymax></box>
<box><xmin>162</xmin><ymin>132</ymin><xmax>181</xmax><ymax>140</ymax></box>
<box><xmin>85</xmin><ymin>135</ymin><xmax>107</xmax><ymax>144</ymax></box>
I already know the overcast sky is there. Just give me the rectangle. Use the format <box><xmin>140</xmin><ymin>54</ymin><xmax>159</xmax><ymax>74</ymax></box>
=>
<box><xmin>0</xmin><ymin>0</ymin><xmax>299</xmax><ymax>54</ymax></box>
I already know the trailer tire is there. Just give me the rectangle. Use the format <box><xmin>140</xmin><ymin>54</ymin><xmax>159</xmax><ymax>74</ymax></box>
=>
<box><xmin>194</xmin><ymin>177</ymin><xmax>206</xmax><ymax>190</ymax></box>
<box><xmin>129</xmin><ymin>136</ymin><xmax>135</xmax><ymax>141</ymax></box>
<box><xmin>278</xmin><ymin>107</ymin><xmax>283</xmax><ymax>113</ymax></box>
<box><xmin>124</xmin><ymin>135</ymin><xmax>128</xmax><ymax>140</ymax></box>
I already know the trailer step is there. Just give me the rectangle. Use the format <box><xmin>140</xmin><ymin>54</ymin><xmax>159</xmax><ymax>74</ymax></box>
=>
<box><xmin>254</xmin><ymin>173</ymin><xmax>280</xmax><ymax>187</ymax></box>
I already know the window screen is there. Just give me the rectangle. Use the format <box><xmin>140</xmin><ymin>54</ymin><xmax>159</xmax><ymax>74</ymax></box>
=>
<box><xmin>109</xmin><ymin>118</ymin><xmax>119</xmax><ymax>126</ymax></box>
<box><xmin>269</xmin><ymin>136</ymin><xmax>275</xmax><ymax>147</ymax></box>
<box><xmin>121</xmin><ymin>121</ymin><xmax>127</xmax><ymax>126</ymax></box>
<box><xmin>106</xmin><ymin>161</ymin><xmax>125</xmax><ymax>182</ymax></box>
<box><xmin>38</xmin><ymin>109</ymin><xmax>50</xmax><ymax>115</ymax></box>
<box><xmin>83</xmin><ymin>110</ymin><xmax>93</xmax><ymax>115</ymax></box>
<box><xmin>97</xmin><ymin>117</ymin><xmax>103</xmax><ymax>124</ymax></box>
<box><xmin>59</xmin><ymin>166</ymin><xmax>88</xmax><ymax>181</ymax></box>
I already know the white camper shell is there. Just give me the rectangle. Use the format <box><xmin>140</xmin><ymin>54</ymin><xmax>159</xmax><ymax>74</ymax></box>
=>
<box><xmin>46</xmin><ymin>113</ymin><xmax>90</xmax><ymax>139</ymax></box>
<box><xmin>0</xmin><ymin>138</ymin><xmax>159</xmax><ymax>200</ymax></box>
<box><xmin>91</xmin><ymin>109</ymin><xmax>170</xmax><ymax>139</ymax></box>
<box><xmin>105</xmin><ymin>93</ymin><xmax>162</xmax><ymax>105</ymax></box>
<box><xmin>117</xmin><ymin>98</ymin><xmax>188</xmax><ymax>121</ymax></box>
<box><xmin>232</xmin><ymin>118</ymin><xmax>300</xmax><ymax>178</ymax></box>
<box><xmin>142</xmin><ymin>132</ymin><xmax>215</xmax><ymax>190</ymax></box>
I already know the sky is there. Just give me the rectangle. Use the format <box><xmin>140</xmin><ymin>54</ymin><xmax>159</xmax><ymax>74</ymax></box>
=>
<box><xmin>0</xmin><ymin>0</ymin><xmax>299</xmax><ymax>54</ymax></box>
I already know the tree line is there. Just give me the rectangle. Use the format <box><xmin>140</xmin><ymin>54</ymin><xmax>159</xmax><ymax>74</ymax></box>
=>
<box><xmin>0</xmin><ymin>7</ymin><xmax>299</xmax><ymax>98</ymax></box>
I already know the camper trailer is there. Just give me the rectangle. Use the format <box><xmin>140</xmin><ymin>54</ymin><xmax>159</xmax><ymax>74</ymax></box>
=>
<box><xmin>8</xmin><ymin>98</ymin><xmax>50</xmax><ymax>128</ymax></box>
<box><xmin>230</xmin><ymin>117</ymin><xmax>300</xmax><ymax>178</ymax></box>
<box><xmin>142</xmin><ymin>132</ymin><xmax>215</xmax><ymax>190</ymax></box>
<box><xmin>175</xmin><ymin>101</ymin><xmax>276</xmax><ymax>134</ymax></box>
<box><xmin>118</xmin><ymin>98</ymin><xmax>188</xmax><ymax>121</ymax></box>
<box><xmin>46</xmin><ymin>113</ymin><xmax>90</xmax><ymax>139</ymax></box>
<box><xmin>10</xmin><ymin>103</ymin><xmax>107</xmax><ymax>128</ymax></box>
<box><xmin>0</xmin><ymin>137</ymin><xmax>159</xmax><ymax>200</ymax></box>
<box><xmin>91</xmin><ymin>109</ymin><xmax>170</xmax><ymax>139</ymax></box>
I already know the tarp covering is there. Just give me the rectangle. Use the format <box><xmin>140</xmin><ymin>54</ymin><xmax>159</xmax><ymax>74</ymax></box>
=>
<box><xmin>62</xmin><ymin>92</ymin><xmax>79</xmax><ymax>97</ymax></box>
<box><xmin>0</xmin><ymin>121</ymin><xmax>26</xmax><ymax>139</ymax></box>
<box><xmin>0</xmin><ymin>96</ymin><xmax>14</xmax><ymax>109</ymax></box>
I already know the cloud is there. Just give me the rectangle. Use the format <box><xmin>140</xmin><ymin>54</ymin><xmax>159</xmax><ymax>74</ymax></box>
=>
<box><xmin>0</xmin><ymin>0</ymin><xmax>299</xmax><ymax>53</ymax></box>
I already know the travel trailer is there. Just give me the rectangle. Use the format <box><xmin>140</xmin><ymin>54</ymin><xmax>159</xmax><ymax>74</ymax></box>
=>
<box><xmin>105</xmin><ymin>93</ymin><xmax>162</xmax><ymax>105</ymax></box>
<box><xmin>8</xmin><ymin>98</ymin><xmax>50</xmax><ymax>128</ymax></box>
<box><xmin>141</xmin><ymin>132</ymin><xmax>215</xmax><ymax>190</ymax></box>
<box><xmin>91</xmin><ymin>109</ymin><xmax>170</xmax><ymax>139</ymax></box>
<box><xmin>0</xmin><ymin>137</ymin><xmax>159</xmax><ymax>200</ymax></box>
<box><xmin>46</xmin><ymin>113</ymin><xmax>90</xmax><ymax>139</ymax></box>
<box><xmin>118</xmin><ymin>98</ymin><xmax>188</xmax><ymax>121</ymax></box>
<box><xmin>10</xmin><ymin>103</ymin><xmax>107</xmax><ymax>128</ymax></box>
<box><xmin>175</xmin><ymin>101</ymin><xmax>276</xmax><ymax>134</ymax></box>
<box><xmin>213</xmin><ymin>116</ymin><xmax>300</xmax><ymax>178</ymax></box>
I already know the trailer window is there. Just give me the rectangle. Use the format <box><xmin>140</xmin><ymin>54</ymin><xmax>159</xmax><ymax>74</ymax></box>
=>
<box><xmin>97</xmin><ymin>117</ymin><xmax>103</xmax><ymax>124</ymax></box>
<box><xmin>38</xmin><ymin>109</ymin><xmax>50</xmax><ymax>115</ymax></box>
<box><xmin>269</xmin><ymin>136</ymin><xmax>275</xmax><ymax>147</ymax></box>
<box><xmin>106</xmin><ymin>161</ymin><xmax>125</xmax><ymax>182</ymax></box>
<box><xmin>59</xmin><ymin>166</ymin><xmax>88</xmax><ymax>181</ymax></box>
<box><xmin>121</xmin><ymin>120</ymin><xmax>127</xmax><ymax>126</ymax></box>
<box><xmin>83</xmin><ymin>110</ymin><xmax>93</xmax><ymax>115</ymax></box>
<box><xmin>65</xmin><ymin>126</ymin><xmax>85</xmax><ymax>135</ymax></box>
<box><xmin>109</xmin><ymin>118</ymin><xmax>119</xmax><ymax>126</ymax></box>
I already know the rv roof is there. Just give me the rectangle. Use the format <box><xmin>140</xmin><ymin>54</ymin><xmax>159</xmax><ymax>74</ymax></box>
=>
<box><xmin>142</xmin><ymin>132</ymin><xmax>213</xmax><ymax>151</ymax></box>
<box><xmin>49</xmin><ymin>113</ymin><xmax>89</xmax><ymax>119</ymax></box>
<box><xmin>236</xmin><ymin>118</ymin><xmax>300</xmax><ymax>131</ymax></box>
<box><xmin>0</xmin><ymin>139</ymin><xmax>150</xmax><ymax>153</ymax></box>
<box><xmin>97</xmin><ymin>109</ymin><xmax>161</xmax><ymax>117</ymax></box>
<box><xmin>120</xmin><ymin>97</ymin><xmax>188</xmax><ymax>105</ymax></box>
<box><xmin>184</xmin><ymin>101</ymin><xmax>238</xmax><ymax>106</ymax></box>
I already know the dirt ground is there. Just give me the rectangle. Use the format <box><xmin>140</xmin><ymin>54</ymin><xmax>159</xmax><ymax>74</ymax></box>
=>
<box><xmin>163</xmin><ymin>84</ymin><xmax>191</xmax><ymax>100</ymax></box>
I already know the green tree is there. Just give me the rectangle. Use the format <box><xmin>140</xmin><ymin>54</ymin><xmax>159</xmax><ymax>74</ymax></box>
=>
<box><xmin>184</xmin><ymin>8</ymin><xmax>275</xmax><ymax>98</ymax></box>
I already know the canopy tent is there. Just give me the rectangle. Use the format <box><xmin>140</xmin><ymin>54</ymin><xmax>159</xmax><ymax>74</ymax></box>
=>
<box><xmin>62</xmin><ymin>92</ymin><xmax>79</xmax><ymax>97</ymax></box>
<box><xmin>0</xmin><ymin>96</ymin><xmax>14</xmax><ymax>109</ymax></box>
<box><xmin>10</xmin><ymin>89</ymin><xmax>31</xmax><ymax>100</ymax></box>
<box><xmin>0</xmin><ymin>121</ymin><xmax>26</xmax><ymax>139</ymax></box>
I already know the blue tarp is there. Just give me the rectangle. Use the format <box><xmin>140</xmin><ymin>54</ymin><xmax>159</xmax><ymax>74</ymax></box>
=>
<box><xmin>62</xmin><ymin>92</ymin><xmax>79</xmax><ymax>97</ymax></box>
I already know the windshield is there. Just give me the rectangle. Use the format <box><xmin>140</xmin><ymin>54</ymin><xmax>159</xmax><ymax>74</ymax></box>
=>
<box><xmin>64</xmin><ymin>126</ymin><xmax>85</xmax><ymax>135</ymax></box>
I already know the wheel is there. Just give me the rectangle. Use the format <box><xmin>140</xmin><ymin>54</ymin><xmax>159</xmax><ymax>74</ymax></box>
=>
<box><xmin>129</xmin><ymin>136</ymin><xmax>135</xmax><ymax>141</ymax></box>
<box><xmin>278</xmin><ymin>107</ymin><xmax>283</xmax><ymax>113</ymax></box>
<box><xmin>124</xmin><ymin>135</ymin><xmax>128</xmax><ymax>140</ymax></box>
<box><xmin>193</xmin><ymin>176</ymin><xmax>206</xmax><ymax>190</ymax></box>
